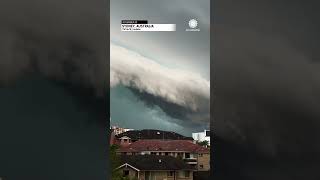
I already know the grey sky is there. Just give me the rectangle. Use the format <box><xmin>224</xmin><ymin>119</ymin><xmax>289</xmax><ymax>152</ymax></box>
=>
<box><xmin>111</xmin><ymin>0</ymin><xmax>210</xmax><ymax>79</ymax></box>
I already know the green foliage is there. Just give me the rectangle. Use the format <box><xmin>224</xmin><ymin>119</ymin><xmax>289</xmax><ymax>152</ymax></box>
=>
<box><xmin>111</xmin><ymin>171</ymin><xmax>123</xmax><ymax>180</ymax></box>
<box><xmin>197</xmin><ymin>140</ymin><xmax>209</xmax><ymax>147</ymax></box>
<box><xmin>109</xmin><ymin>145</ymin><xmax>140</xmax><ymax>180</ymax></box>
<box><xmin>110</xmin><ymin>144</ymin><xmax>122</xmax><ymax>180</ymax></box>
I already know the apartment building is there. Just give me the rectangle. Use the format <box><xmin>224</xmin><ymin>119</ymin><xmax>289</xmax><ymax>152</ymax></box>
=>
<box><xmin>117</xmin><ymin>140</ymin><xmax>210</xmax><ymax>171</ymax></box>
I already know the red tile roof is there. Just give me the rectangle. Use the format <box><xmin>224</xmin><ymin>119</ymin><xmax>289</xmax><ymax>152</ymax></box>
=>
<box><xmin>118</xmin><ymin>140</ymin><xmax>209</xmax><ymax>153</ymax></box>
<box><xmin>116</xmin><ymin>129</ymin><xmax>194</xmax><ymax>141</ymax></box>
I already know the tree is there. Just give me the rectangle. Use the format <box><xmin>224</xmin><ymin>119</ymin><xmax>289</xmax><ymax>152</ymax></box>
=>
<box><xmin>110</xmin><ymin>144</ymin><xmax>122</xmax><ymax>180</ymax></box>
<box><xmin>110</xmin><ymin>145</ymin><xmax>140</xmax><ymax>180</ymax></box>
<box><xmin>197</xmin><ymin>140</ymin><xmax>209</xmax><ymax>147</ymax></box>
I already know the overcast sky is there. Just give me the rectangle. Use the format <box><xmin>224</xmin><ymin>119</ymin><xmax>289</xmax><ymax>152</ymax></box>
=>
<box><xmin>111</xmin><ymin>0</ymin><xmax>210</xmax><ymax>79</ymax></box>
<box><xmin>110</xmin><ymin>0</ymin><xmax>210</xmax><ymax>136</ymax></box>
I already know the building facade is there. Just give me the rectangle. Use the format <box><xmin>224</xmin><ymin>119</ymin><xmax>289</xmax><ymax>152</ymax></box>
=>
<box><xmin>192</xmin><ymin>130</ymin><xmax>210</xmax><ymax>146</ymax></box>
<box><xmin>115</xmin><ymin>155</ymin><xmax>194</xmax><ymax>180</ymax></box>
<box><xmin>117</xmin><ymin>140</ymin><xmax>210</xmax><ymax>172</ymax></box>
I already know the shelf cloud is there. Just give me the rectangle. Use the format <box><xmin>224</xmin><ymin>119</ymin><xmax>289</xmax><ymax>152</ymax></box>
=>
<box><xmin>111</xmin><ymin>43</ymin><xmax>210</xmax><ymax>124</ymax></box>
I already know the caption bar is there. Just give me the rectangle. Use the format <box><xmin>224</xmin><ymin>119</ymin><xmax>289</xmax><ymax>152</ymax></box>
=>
<box><xmin>121</xmin><ymin>20</ymin><xmax>176</xmax><ymax>32</ymax></box>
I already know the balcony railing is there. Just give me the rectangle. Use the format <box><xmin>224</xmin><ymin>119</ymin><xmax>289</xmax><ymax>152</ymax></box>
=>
<box><xmin>184</xmin><ymin>158</ymin><xmax>197</xmax><ymax>164</ymax></box>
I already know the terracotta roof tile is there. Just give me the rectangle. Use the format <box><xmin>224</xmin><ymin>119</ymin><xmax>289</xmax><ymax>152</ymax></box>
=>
<box><xmin>118</xmin><ymin>140</ymin><xmax>209</xmax><ymax>153</ymax></box>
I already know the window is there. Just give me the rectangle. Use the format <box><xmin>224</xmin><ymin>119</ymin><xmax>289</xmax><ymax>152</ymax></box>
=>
<box><xmin>124</xmin><ymin>139</ymin><xmax>128</xmax><ymax>142</ymax></box>
<box><xmin>198</xmin><ymin>153</ymin><xmax>203</xmax><ymax>157</ymax></box>
<box><xmin>200</xmin><ymin>164</ymin><xmax>204</xmax><ymax>169</ymax></box>
<box><xmin>193</xmin><ymin>154</ymin><xmax>198</xmax><ymax>158</ymax></box>
<box><xmin>178</xmin><ymin>171</ymin><xmax>190</xmax><ymax>178</ymax></box>
<box><xmin>165</xmin><ymin>152</ymin><xmax>169</xmax><ymax>156</ymax></box>
<box><xmin>178</xmin><ymin>171</ymin><xmax>184</xmax><ymax>178</ymax></box>
<box><xmin>145</xmin><ymin>171</ymin><xmax>150</xmax><ymax>180</ymax></box>
<box><xmin>205</xmin><ymin>130</ymin><xmax>210</xmax><ymax>137</ymax></box>
<box><xmin>145</xmin><ymin>171</ymin><xmax>156</xmax><ymax>180</ymax></box>
<box><xmin>151</xmin><ymin>152</ymin><xmax>156</xmax><ymax>155</ymax></box>
<box><xmin>185</xmin><ymin>153</ymin><xmax>190</xmax><ymax>158</ymax></box>
<box><xmin>167</xmin><ymin>171</ymin><xmax>174</xmax><ymax>177</ymax></box>
<box><xmin>123</xmin><ymin>170</ymin><xmax>129</xmax><ymax>177</ymax></box>
<box><xmin>185</xmin><ymin>171</ymin><xmax>190</xmax><ymax>177</ymax></box>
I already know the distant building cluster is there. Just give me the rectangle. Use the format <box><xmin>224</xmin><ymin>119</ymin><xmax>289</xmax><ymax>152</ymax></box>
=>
<box><xmin>192</xmin><ymin>130</ymin><xmax>210</xmax><ymax>146</ymax></box>
<box><xmin>110</xmin><ymin>125</ymin><xmax>134</xmax><ymax>135</ymax></box>
<box><xmin>110</xmin><ymin>128</ymin><xmax>210</xmax><ymax>180</ymax></box>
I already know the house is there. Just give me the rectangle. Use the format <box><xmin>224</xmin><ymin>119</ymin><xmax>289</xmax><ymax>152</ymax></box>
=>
<box><xmin>115</xmin><ymin>129</ymin><xmax>193</xmax><ymax>147</ymax></box>
<box><xmin>115</xmin><ymin>155</ymin><xmax>195</xmax><ymax>180</ymax></box>
<box><xmin>192</xmin><ymin>130</ymin><xmax>210</xmax><ymax>146</ymax></box>
<box><xmin>117</xmin><ymin>140</ymin><xmax>210</xmax><ymax>171</ymax></box>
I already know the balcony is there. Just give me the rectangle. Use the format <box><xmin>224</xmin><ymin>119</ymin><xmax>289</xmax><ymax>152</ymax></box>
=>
<box><xmin>184</xmin><ymin>158</ymin><xmax>197</xmax><ymax>165</ymax></box>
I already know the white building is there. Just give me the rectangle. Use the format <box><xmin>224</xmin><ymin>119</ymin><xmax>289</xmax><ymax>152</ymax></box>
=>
<box><xmin>111</xmin><ymin>126</ymin><xmax>134</xmax><ymax>135</ymax></box>
<box><xmin>192</xmin><ymin>130</ymin><xmax>210</xmax><ymax>146</ymax></box>
<box><xmin>109</xmin><ymin>118</ymin><xmax>134</xmax><ymax>135</ymax></box>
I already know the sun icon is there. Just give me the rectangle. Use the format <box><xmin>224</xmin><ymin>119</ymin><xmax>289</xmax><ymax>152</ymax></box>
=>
<box><xmin>188</xmin><ymin>19</ymin><xmax>198</xmax><ymax>29</ymax></box>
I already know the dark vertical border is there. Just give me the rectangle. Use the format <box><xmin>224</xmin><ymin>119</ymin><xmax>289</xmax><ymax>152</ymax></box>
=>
<box><xmin>210</xmin><ymin>0</ymin><xmax>214</xmax><ymax>179</ymax></box>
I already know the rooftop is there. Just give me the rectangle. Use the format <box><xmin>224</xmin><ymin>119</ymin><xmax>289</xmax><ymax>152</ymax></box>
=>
<box><xmin>118</xmin><ymin>140</ymin><xmax>209</xmax><ymax>153</ymax></box>
<box><xmin>118</xmin><ymin>155</ymin><xmax>195</xmax><ymax>171</ymax></box>
<box><xmin>116</xmin><ymin>129</ymin><xmax>193</xmax><ymax>141</ymax></box>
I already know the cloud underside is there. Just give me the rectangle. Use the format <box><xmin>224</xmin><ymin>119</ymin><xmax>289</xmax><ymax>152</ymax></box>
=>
<box><xmin>110</xmin><ymin>43</ymin><xmax>210</xmax><ymax>125</ymax></box>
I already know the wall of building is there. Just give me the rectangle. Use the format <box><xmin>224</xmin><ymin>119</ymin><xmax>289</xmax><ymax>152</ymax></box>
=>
<box><xmin>132</xmin><ymin>171</ymin><xmax>169</xmax><ymax>180</ymax></box>
<box><xmin>141</xmin><ymin>171</ymin><xmax>193</xmax><ymax>180</ymax></box>
<box><xmin>197</xmin><ymin>153</ymin><xmax>210</xmax><ymax>171</ymax></box>
<box><xmin>120</xmin><ymin>166</ymin><xmax>139</xmax><ymax>178</ymax></box>
<box><xmin>116</xmin><ymin>151</ymin><xmax>209</xmax><ymax>171</ymax></box>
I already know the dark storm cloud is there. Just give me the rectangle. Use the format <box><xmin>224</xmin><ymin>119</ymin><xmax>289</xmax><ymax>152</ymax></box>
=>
<box><xmin>0</xmin><ymin>0</ymin><xmax>108</xmax><ymax>95</ymax></box>
<box><xmin>129</xmin><ymin>87</ymin><xmax>210</xmax><ymax>129</ymax></box>
<box><xmin>129</xmin><ymin>87</ymin><xmax>192</xmax><ymax>120</ymax></box>
<box><xmin>110</xmin><ymin>85</ymin><xmax>204</xmax><ymax>136</ymax></box>
<box><xmin>0</xmin><ymin>0</ymin><xmax>109</xmax><ymax>179</ymax></box>
<box><xmin>213</xmin><ymin>0</ymin><xmax>320</xmax><ymax>179</ymax></box>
